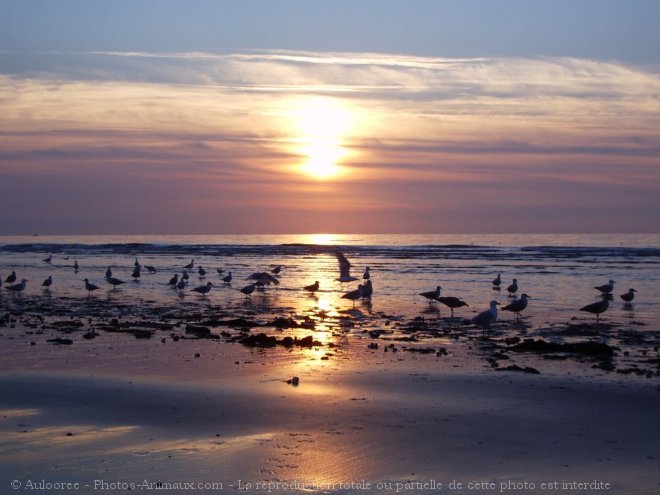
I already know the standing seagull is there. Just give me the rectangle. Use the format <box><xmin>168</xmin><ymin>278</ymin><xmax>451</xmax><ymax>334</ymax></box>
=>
<box><xmin>271</xmin><ymin>265</ymin><xmax>282</xmax><ymax>275</ymax></box>
<box><xmin>106</xmin><ymin>276</ymin><xmax>125</xmax><ymax>289</ymax></box>
<box><xmin>144</xmin><ymin>265</ymin><xmax>157</xmax><ymax>274</ymax></box>
<box><xmin>437</xmin><ymin>294</ymin><xmax>469</xmax><ymax>317</ymax></box>
<box><xmin>502</xmin><ymin>294</ymin><xmax>531</xmax><ymax>321</ymax></box>
<box><xmin>222</xmin><ymin>272</ymin><xmax>233</xmax><ymax>284</ymax></box>
<box><xmin>246</xmin><ymin>272</ymin><xmax>279</xmax><ymax>286</ymax></box>
<box><xmin>506</xmin><ymin>279</ymin><xmax>518</xmax><ymax>296</ymax></box>
<box><xmin>362</xmin><ymin>279</ymin><xmax>373</xmax><ymax>300</ymax></box>
<box><xmin>595</xmin><ymin>279</ymin><xmax>615</xmax><ymax>295</ymax></box>
<box><xmin>240</xmin><ymin>283</ymin><xmax>257</xmax><ymax>298</ymax></box>
<box><xmin>363</xmin><ymin>266</ymin><xmax>371</xmax><ymax>280</ymax></box>
<box><xmin>43</xmin><ymin>255</ymin><xmax>52</xmax><ymax>263</ymax></box>
<box><xmin>6</xmin><ymin>279</ymin><xmax>28</xmax><ymax>294</ymax></box>
<box><xmin>198</xmin><ymin>266</ymin><xmax>206</xmax><ymax>278</ymax></box>
<box><xmin>134</xmin><ymin>258</ymin><xmax>141</xmax><ymax>269</ymax></box>
<box><xmin>106</xmin><ymin>267</ymin><xmax>113</xmax><ymax>279</ymax></box>
<box><xmin>168</xmin><ymin>274</ymin><xmax>179</xmax><ymax>287</ymax></box>
<box><xmin>580</xmin><ymin>295</ymin><xmax>609</xmax><ymax>323</ymax></box>
<box><xmin>192</xmin><ymin>281</ymin><xmax>213</xmax><ymax>296</ymax></box>
<box><xmin>471</xmin><ymin>300</ymin><xmax>499</xmax><ymax>330</ymax></box>
<box><xmin>84</xmin><ymin>279</ymin><xmax>99</xmax><ymax>295</ymax></box>
<box><xmin>341</xmin><ymin>284</ymin><xmax>363</xmax><ymax>307</ymax></box>
<box><xmin>131</xmin><ymin>265</ymin><xmax>141</xmax><ymax>281</ymax></box>
<box><xmin>492</xmin><ymin>274</ymin><xmax>501</xmax><ymax>289</ymax></box>
<box><xmin>620</xmin><ymin>288</ymin><xmax>637</xmax><ymax>305</ymax></box>
<box><xmin>303</xmin><ymin>281</ymin><xmax>320</xmax><ymax>293</ymax></box>
<box><xmin>335</xmin><ymin>252</ymin><xmax>358</xmax><ymax>283</ymax></box>
<box><xmin>42</xmin><ymin>275</ymin><xmax>53</xmax><ymax>289</ymax></box>
<box><xmin>184</xmin><ymin>259</ymin><xmax>195</xmax><ymax>270</ymax></box>
<box><xmin>74</xmin><ymin>261</ymin><xmax>79</xmax><ymax>272</ymax></box>
<box><xmin>420</xmin><ymin>286</ymin><xmax>442</xmax><ymax>304</ymax></box>
<box><xmin>5</xmin><ymin>271</ymin><xmax>17</xmax><ymax>285</ymax></box>
<box><xmin>176</xmin><ymin>277</ymin><xmax>187</xmax><ymax>292</ymax></box>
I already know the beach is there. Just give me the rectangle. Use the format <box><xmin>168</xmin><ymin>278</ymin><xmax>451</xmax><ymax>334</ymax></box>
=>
<box><xmin>1</xmin><ymin>235</ymin><xmax>660</xmax><ymax>494</ymax></box>
<box><xmin>1</xmin><ymin>352</ymin><xmax>659</xmax><ymax>494</ymax></box>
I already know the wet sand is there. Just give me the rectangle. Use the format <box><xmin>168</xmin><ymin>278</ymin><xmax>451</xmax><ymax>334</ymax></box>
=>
<box><xmin>1</xmin><ymin>368</ymin><xmax>659</xmax><ymax>494</ymax></box>
<box><xmin>1</xmin><ymin>295</ymin><xmax>659</xmax><ymax>494</ymax></box>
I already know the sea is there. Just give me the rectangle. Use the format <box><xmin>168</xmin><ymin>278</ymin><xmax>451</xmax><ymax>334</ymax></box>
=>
<box><xmin>0</xmin><ymin>233</ymin><xmax>659</xmax><ymax>328</ymax></box>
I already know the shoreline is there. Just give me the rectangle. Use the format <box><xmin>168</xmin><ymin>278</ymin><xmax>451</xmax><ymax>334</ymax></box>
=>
<box><xmin>1</xmin><ymin>292</ymin><xmax>659</xmax><ymax>382</ymax></box>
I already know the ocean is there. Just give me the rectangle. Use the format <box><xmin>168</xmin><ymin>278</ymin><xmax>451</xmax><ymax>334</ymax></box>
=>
<box><xmin>1</xmin><ymin>233</ymin><xmax>659</xmax><ymax>329</ymax></box>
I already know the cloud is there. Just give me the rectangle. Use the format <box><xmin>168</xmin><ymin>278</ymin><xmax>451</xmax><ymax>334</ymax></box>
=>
<box><xmin>1</xmin><ymin>49</ymin><xmax>659</xmax><ymax>233</ymax></box>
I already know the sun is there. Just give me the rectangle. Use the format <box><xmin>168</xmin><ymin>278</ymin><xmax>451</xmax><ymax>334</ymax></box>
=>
<box><xmin>288</xmin><ymin>97</ymin><xmax>354</xmax><ymax>179</ymax></box>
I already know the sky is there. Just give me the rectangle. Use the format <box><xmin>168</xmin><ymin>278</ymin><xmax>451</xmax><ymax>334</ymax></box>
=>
<box><xmin>1</xmin><ymin>0</ymin><xmax>659</xmax><ymax>234</ymax></box>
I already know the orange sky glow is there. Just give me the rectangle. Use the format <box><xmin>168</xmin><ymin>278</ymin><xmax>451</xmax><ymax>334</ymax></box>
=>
<box><xmin>1</xmin><ymin>51</ymin><xmax>659</xmax><ymax>233</ymax></box>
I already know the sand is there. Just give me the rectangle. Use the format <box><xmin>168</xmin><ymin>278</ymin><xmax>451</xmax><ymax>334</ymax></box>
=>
<box><xmin>1</xmin><ymin>356</ymin><xmax>659</xmax><ymax>494</ymax></box>
<box><xmin>1</xmin><ymin>295</ymin><xmax>659</xmax><ymax>494</ymax></box>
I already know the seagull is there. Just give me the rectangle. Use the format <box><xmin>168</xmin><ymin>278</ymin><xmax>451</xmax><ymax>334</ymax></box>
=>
<box><xmin>246</xmin><ymin>272</ymin><xmax>280</xmax><ymax>286</ymax></box>
<box><xmin>144</xmin><ymin>265</ymin><xmax>157</xmax><ymax>274</ymax></box>
<box><xmin>42</xmin><ymin>275</ymin><xmax>53</xmax><ymax>288</ymax></box>
<box><xmin>74</xmin><ymin>261</ymin><xmax>79</xmax><ymax>271</ymax></box>
<box><xmin>105</xmin><ymin>266</ymin><xmax>113</xmax><ymax>279</ymax></box>
<box><xmin>437</xmin><ymin>294</ymin><xmax>469</xmax><ymax>317</ymax></box>
<box><xmin>506</xmin><ymin>279</ymin><xmax>518</xmax><ymax>296</ymax></box>
<box><xmin>84</xmin><ymin>278</ymin><xmax>99</xmax><ymax>295</ymax></box>
<box><xmin>168</xmin><ymin>274</ymin><xmax>179</xmax><ymax>286</ymax></box>
<box><xmin>216</xmin><ymin>268</ymin><xmax>225</xmax><ymax>274</ymax></box>
<box><xmin>502</xmin><ymin>294</ymin><xmax>531</xmax><ymax>321</ymax></box>
<box><xmin>131</xmin><ymin>266</ymin><xmax>141</xmax><ymax>280</ymax></box>
<box><xmin>222</xmin><ymin>272</ymin><xmax>233</xmax><ymax>284</ymax></box>
<box><xmin>492</xmin><ymin>273</ymin><xmax>501</xmax><ymax>289</ymax></box>
<box><xmin>580</xmin><ymin>295</ymin><xmax>609</xmax><ymax>322</ymax></box>
<box><xmin>6</xmin><ymin>279</ymin><xmax>28</xmax><ymax>293</ymax></box>
<box><xmin>620</xmin><ymin>288</ymin><xmax>637</xmax><ymax>304</ymax></box>
<box><xmin>198</xmin><ymin>266</ymin><xmax>206</xmax><ymax>278</ymax></box>
<box><xmin>184</xmin><ymin>259</ymin><xmax>194</xmax><ymax>270</ymax></box>
<box><xmin>362</xmin><ymin>279</ymin><xmax>373</xmax><ymax>299</ymax></box>
<box><xmin>303</xmin><ymin>281</ymin><xmax>320</xmax><ymax>292</ymax></box>
<box><xmin>363</xmin><ymin>266</ymin><xmax>371</xmax><ymax>280</ymax></box>
<box><xmin>176</xmin><ymin>278</ymin><xmax>187</xmax><ymax>292</ymax></box>
<box><xmin>271</xmin><ymin>265</ymin><xmax>282</xmax><ymax>275</ymax></box>
<box><xmin>43</xmin><ymin>255</ymin><xmax>52</xmax><ymax>263</ymax></box>
<box><xmin>335</xmin><ymin>252</ymin><xmax>359</xmax><ymax>283</ymax></box>
<box><xmin>5</xmin><ymin>271</ymin><xmax>17</xmax><ymax>284</ymax></box>
<box><xmin>192</xmin><ymin>281</ymin><xmax>213</xmax><ymax>296</ymax></box>
<box><xmin>240</xmin><ymin>283</ymin><xmax>257</xmax><ymax>298</ymax></box>
<box><xmin>134</xmin><ymin>258</ymin><xmax>141</xmax><ymax>268</ymax></box>
<box><xmin>106</xmin><ymin>277</ymin><xmax>125</xmax><ymax>289</ymax></box>
<box><xmin>595</xmin><ymin>279</ymin><xmax>615</xmax><ymax>295</ymax></box>
<box><xmin>420</xmin><ymin>286</ymin><xmax>442</xmax><ymax>304</ymax></box>
<box><xmin>182</xmin><ymin>270</ymin><xmax>189</xmax><ymax>280</ymax></box>
<box><xmin>341</xmin><ymin>284</ymin><xmax>363</xmax><ymax>307</ymax></box>
<box><xmin>471</xmin><ymin>300</ymin><xmax>499</xmax><ymax>330</ymax></box>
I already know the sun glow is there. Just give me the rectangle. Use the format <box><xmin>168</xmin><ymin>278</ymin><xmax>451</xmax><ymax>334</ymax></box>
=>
<box><xmin>289</xmin><ymin>97</ymin><xmax>355</xmax><ymax>179</ymax></box>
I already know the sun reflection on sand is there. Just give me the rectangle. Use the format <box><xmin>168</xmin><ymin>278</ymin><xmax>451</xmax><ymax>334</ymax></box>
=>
<box><xmin>0</xmin><ymin>424</ymin><xmax>140</xmax><ymax>462</ymax></box>
<box><xmin>0</xmin><ymin>408</ymin><xmax>40</xmax><ymax>418</ymax></box>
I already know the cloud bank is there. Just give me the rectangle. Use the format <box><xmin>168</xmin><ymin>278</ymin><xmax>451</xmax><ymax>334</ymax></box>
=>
<box><xmin>1</xmin><ymin>50</ymin><xmax>659</xmax><ymax>233</ymax></box>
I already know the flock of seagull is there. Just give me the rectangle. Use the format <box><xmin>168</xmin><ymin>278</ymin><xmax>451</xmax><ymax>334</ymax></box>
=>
<box><xmin>1</xmin><ymin>252</ymin><xmax>638</xmax><ymax>329</ymax></box>
<box><xmin>459</xmin><ymin>275</ymin><xmax>636</xmax><ymax>329</ymax></box>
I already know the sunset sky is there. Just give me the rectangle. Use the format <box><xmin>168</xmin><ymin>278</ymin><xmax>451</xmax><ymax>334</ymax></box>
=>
<box><xmin>1</xmin><ymin>0</ymin><xmax>659</xmax><ymax>234</ymax></box>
